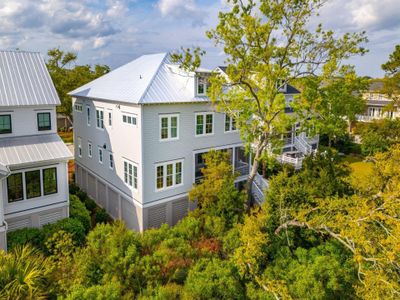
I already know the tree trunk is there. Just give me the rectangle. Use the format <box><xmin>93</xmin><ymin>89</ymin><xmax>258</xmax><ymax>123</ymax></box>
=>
<box><xmin>246</xmin><ymin>143</ymin><xmax>263</xmax><ymax>213</ymax></box>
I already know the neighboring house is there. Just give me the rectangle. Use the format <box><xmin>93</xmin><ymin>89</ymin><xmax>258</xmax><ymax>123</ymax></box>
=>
<box><xmin>69</xmin><ymin>53</ymin><xmax>318</xmax><ymax>231</ymax></box>
<box><xmin>357</xmin><ymin>81</ymin><xmax>399</xmax><ymax>122</ymax></box>
<box><xmin>0</xmin><ymin>50</ymin><xmax>72</xmax><ymax>251</ymax></box>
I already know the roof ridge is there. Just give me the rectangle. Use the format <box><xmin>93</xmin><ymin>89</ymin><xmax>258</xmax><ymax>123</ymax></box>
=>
<box><xmin>138</xmin><ymin>52</ymin><xmax>169</xmax><ymax>104</ymax></box>
<box><xmin>0</xmin><ymin>49</ymin><xmax>41</xmax><ymax>54</ymax></box>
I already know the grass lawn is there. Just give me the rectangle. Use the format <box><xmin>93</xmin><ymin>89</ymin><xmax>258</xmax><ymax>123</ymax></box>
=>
<box><xmin>340</xmin><ymin>154</ymin><xmax>374</xmax><ymax>187</ymax></box>
<box><xmin>59</xmin><ymin>131</ymin><xmax>73</xmax><ymax>144</ymax></box>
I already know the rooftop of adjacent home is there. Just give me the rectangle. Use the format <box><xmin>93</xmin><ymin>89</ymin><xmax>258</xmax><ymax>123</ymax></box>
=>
<box><xmin>0</xmin><ymin>50</ymin><xmax>60</xmax><ymax>107</ymax></box>
<box><xmin>69</xmin><ymin>52</ymin><xmax>300</xmax><ymax>105</ymax></box>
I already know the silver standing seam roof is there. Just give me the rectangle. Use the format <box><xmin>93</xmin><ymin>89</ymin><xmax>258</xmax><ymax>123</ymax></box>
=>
<box><xmin>0</xmin><ymin>134</ymin><xmax>72</xmax><ymax>168</ymax></box>
<box><xmin>0</xmin><ymin>50</ymin><xmax>60</xmax><ymax>107</ymax></box>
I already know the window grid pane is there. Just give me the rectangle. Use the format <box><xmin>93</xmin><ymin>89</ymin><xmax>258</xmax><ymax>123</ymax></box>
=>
<box><xmin>157</xmin><ymin>166</ymin><xmax>164</xmax><ymax>189</ymax></box>
<box><xmin>43</xmin><ymin>168</ymin><xmax>57</xmax><ymax>195</ymax></box>
<box><xmin>205</xmin><ymin>114</ymin><xmax>213</xmax><ymax>134</ymax></box>
<box><xmin>175</xmin><ymin>162</ymin><xmax>182</xmax><ymax>185</ymax></box>
<box><xmin>25</xmin><ymin>170</ymin><xmax>41</xmax><ymax>199</ymax></box>
<box><xmin>7</xmin><ymin>173</ymin><xmax>23</xmax><ymax>202</ymax></box>
<box><xmin>196</xmin><ymin>115</ymin><xmax>204</xmax><ymax>135</ymax></box>
<box><xmin>37</xmin><ymin>113</ymin><xmax>51</xmax><ymax>131</ymax></box>
<box><xmin>170</xmin><ymin>117</ymin><xmax>177</xmax><ymax>138</ymax></box>
<box><xmin>0</xmin><ymin>115</ymin><xmax>11</xmax><ymax>134</ymax></box>
<box><xmin>161</xmin><ymin>117</ymin><xmax>169</xmax><ymax>139</ymax></box>
<box><xmin>166</xmin><ymin>164</ymin><xmax>173</xmax><ymax>187</ymax></box>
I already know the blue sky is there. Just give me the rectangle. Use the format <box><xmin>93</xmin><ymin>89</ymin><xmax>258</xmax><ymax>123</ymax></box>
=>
<box><xmin>0</xmin><ymin>0</ymin><xmax>399</xmax><ymax>77</ymax></box>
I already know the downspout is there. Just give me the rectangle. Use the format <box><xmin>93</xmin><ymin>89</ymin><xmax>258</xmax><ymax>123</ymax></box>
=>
<box><xmin>0</xmin><ymin>163</ymin><xmax>11</xmax><ymax>252</ymax></box>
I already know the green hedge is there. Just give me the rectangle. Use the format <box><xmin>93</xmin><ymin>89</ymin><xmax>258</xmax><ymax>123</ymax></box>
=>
<box><xmin>7</xmin><ymin>227</ymin><xmax>43</xmax><ymax>250</ymax></box>
<box><xmin>70</xmin><ymin>194</ymin><xmax>91</xmax><ymax>233</ymax></box>
<box><xmin>42</xmin><ymin>218</ymin><xmax>86</xmax><ymax>247</ymax></box>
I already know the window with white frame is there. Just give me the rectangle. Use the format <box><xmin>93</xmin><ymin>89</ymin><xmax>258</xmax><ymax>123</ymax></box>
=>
<box><xmin>224</xmin><ymin>114</ymin><xmax>237</xmax><ymax>132</ymax></box>
<box><xmin>122</xmin><ymin>114</ymin><xmax>137</xmax><ymax>126</ymax></box>
<box><xmin>74</xmin><ymin>103</ymin><xmax>83</xmax><ymax>112</ymax></box>
<box><xmin>88</xmin><ymin>142</ymin><xmax>92</xmax><ymax>158</ymax></box>
<box><xmin>78</xmin><ymin>137</ymin><xmax>82</xmax><ymax>157</ymax></box>
<box><xmin>160</xmin><ymin>114</ymin><xmax>179</xmax><ymax>140</ymax></box>
<box><xmin>108</xmin><ymin>110</ymin><xmax>112</xmax><ymax>127</ymax></box>
<box><xmin>155</xmin><ymin>160</ymin><xmax>183</xmax><ymax>190</ymax></box>
<box><xmin>195</xmin><ymin>112</ymin><xmax>213</xmax><ymax>136</ymax></box>
<box><xmin>197</xmin><ymin>76</ymin><xmax>209</xmax><ymax>96</ymax></box>
<box><xmin>86</xmin><ymin>106</ymin><xmax>91</xmax><ymax>126</ymax></box>
<box><xmin>124</xmin><ymin>161</ymin><xmax>138</xmax><ymax>189</ymax></box>
<box><xmin>96</xmin><ymin>108</ymin><xmax>104</xmax><ymax>129</ymax></box>
<box><xmin>98</xmin><ymin>148</ymin><xmax>103</xmax><ymax>164</ymax></box>
<box><xmin>109</xmin><ymin>152</ymin><xmax>114</xmax><ymax>169</ymax></box>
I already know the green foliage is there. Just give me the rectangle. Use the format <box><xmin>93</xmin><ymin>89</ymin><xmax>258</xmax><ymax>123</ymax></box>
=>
<box><xmin>0</xmin><ymin>245</ymin><xmax>50</xmax><ymax>299</ymax></box>
<box><xmin>94</xmin><ymin>207</ymin><xmax>111</xmax><ymax>225</ymax></box>
<box><xmin>70</xmin><ymin>194</ymin><xmax>91</xmax><ymax>232</ymax></box>
<box><xmin>189</xmin><ymin>150</ymin><xmax>246</xmax><ymax>226</ymax></box>
<box><xmin>7</xmin><ymin>227</ymin><xmax>43</xmax><ymax>250</ymax></box>
<box><xmin>319</xmin><ymin>133</ymin><xmax>361</xmax><ymax>154</ymax></box>
<box><xmin>355</xmin><ymin>118</ymin><xmax>400</xmax><ymax>155</ymax></box>
<box><xmin>42</xmin><ymin>218</ymin><xmax>86</xmax><ymax>247</ymax></box>
<box><xmin>46</xmin><ymin>48</ymin><xmax>109</xmax><ymax>119</ymax></box>
<box><xmin>381</xmin><ymin>45</ymin><xmax>400</xmax><ymax>107</ymax></box>
<box><xmin>64</xmin><ymin>282</ymin><xmax>124</xmax><ymax>300</ymax></box>
<box><xmin>184</xmin><ymin>258</ymin><xmax>245</xmax><ymax>300</ymax></box>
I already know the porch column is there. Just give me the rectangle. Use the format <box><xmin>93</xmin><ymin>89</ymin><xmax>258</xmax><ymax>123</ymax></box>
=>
<box><xmin>232</xmin><ymin>147</ymin><xmax>236</xmax><ymax>174</ymax></box>
<box><xmin>0</xmin><ymin>164</ymin><xmax>10</xmax><ymax>251</ymax></box>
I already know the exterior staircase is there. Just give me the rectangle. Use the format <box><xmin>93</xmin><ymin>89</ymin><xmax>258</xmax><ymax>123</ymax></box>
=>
<box><xmin>277</xmin><ymin>133</ymin><xmax>316</xmax><ymax>169</ymax></box>
<box><xmin>251</xmin><ymin>173</ymin><xmax>269</xmax><ymax>204</ymax></box>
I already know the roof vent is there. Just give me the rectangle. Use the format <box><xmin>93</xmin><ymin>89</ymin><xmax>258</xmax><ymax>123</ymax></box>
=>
<box><xmin>139</xmin><ymin>75</ymin><xmax>142</xmax><ymax>79</ymax></box>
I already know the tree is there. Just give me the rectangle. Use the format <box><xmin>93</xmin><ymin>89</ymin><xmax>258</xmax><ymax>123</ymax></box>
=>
<box><xmin>275</xmin><ymin>145</ymin><xmax>400</xmax><ymax>298</ymax></box>
<box><xmin>381</xmin><ymin>45</ymin><xmax>400</xmax><ymax>107</ymax></box>
<box><xmin>189</xmin><ymin>150</ymin><xmax>246</xmax><ymax>226</ymax></box>
<box><xmin>46</xmin><ymin>48</ymin><xmax>110</xmax><ymax>126</ymax></box>
<box><xmin>174</xmin><ymin>0</ymin><xmax>367</xmax><ymax>209</ymax></box>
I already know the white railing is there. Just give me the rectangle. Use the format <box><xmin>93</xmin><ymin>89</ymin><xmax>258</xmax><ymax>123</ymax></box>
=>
<box><xmin>294</xmin><ymin>135</ymin><xmax>312</xmax><ymax>155</ymax></box>
<box><xmin>251</xmin><ymin>173</ymin><xmax>269</xmax><ymax>204</ymax></box>
<box><xmin>278</xmin><ymin>154</ymin><xmax>303</xmax><ymax>169</ymax></box>
<box><xmin>356</xmin><ymin>114</ymin><xmax>384</xmax><ymax>122</ymax></box>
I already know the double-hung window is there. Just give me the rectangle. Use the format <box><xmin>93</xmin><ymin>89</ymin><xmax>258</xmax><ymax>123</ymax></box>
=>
<box><xmin>160</xmin><ymin>114</ymin><xmax>179</xmax><ymax>140</ymax></box>
<box><xmin>98</xmin><ymin>148</ymin><xmax>103</xmax><ymax>164</ymax></box>
<box><xmin>195</xmin><ymin>112</ymin><xmax>213</xmax><ymax>136</ymax></box>
<box><xmin>43</xmin><ymin>168</ymin><xmax>57</xmax><ymax>195</ymax></box>
<box><xmin>109</xmin><ymin>152</ymin><xmax>114</xmax><ymax>169</ymax></box>
<box><xmin>37</xmin><ymin>112</ymin><xmax>51</xmax><ymax>131</ymax></box>
<box><xmin>86</xmin><ymin>106</ymin><xmax>91</xmax><ymax>126</ymax></box>
<box><xmin>197</xmin><ymin>76</ymin><xmax>209</xmax><ymax>96</ymax></box>
<box><xmin>108</xmin><ymin>110</ymin><xmax>112</xmax><ymax>127</ymax></box>
<box><xmin>124</xmin><ymin>161</ymin><xmax>138</xmax><ymax>189</ymax></box>
<box><xmin>96</xmin><ymin>109</ymin><xmax>104</xmax><ymax>129</ymax></box>
<box><xmin>224</xmin><ymin>114</ymin><xmax>237</xmax><ymax>132</ymax></box>
<box><xmin>0</xmin><ymin>114</ymin><xmax>12</xmax><ymax>134</ymax></box>
<box><xmin>78</xmin><ymin>137</ymin><xmax>82</xmax><ymax>158</ymax></box>
<box><xmin>88</xmin><ymin>142</ymin><xmax>92</xmax><ymax>158</ymax></box>
<box><xmin>156</xmin><ymin>160</ymin><xmax>183</xmax><ymax>191</ymax></box>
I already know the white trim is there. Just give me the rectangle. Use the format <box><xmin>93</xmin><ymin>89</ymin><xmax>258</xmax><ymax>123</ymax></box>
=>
<box><xmin>74</xmin><ymin>103</ymin><xmax>83</xmax><ymax>112</ymax></box>
<box><xmin>96</xmin><ymin>108</ymin><xmax>105</xmax><ymax>130</ymax></box>
<box><xmin>109</xmin><ymin>152</ymin><xmax>114</xmax><ymax>170</ymax></box>
<box><xmin>159</xmin><ymin>113</ymin><xmax>179</xmax><ymax>142</ymax></box>
<box><xmin>154</xmin><ymin>159</ymin><xmax>184</xmax><ymax>192</ymax></box>
<box><xmin>88</xmin><ymin>142</ymin><xmax>92</xmax><ymax>158</ymax></box>
<box><xmin>77</xmin><ymin>137</ymin><xmax>82</xmax><ymax>158</ymax></box>
<box><xmin>122</xmin><ymin>112</ymin><xmax>138</xmax><ymax>127</ymax></box>
<box><xmin>98</xmin><ymin>148</ymin><xmax>103</xmax><ymax>164</ymax></box>
<box><xmin>107</xmin><ymin>109</ymin><xmax>113</xmax><ymax>128</ymax></box>
<box><xmin>86</xmin><ymin>105</ymin><xmax>91</xmax><ymax>126</ymax></box>
<box><xmin>224</xmin><ymin>113</ymin><xmax>239</xmax><ymax>133</ymax></box>
<box><xmin>195</xmin><ymin>112</ymin><xmax>214</xmax><ymax>137</ymax></box>
<box><xmin>123</xmin><ymin>159</ymin><xmax>138</xmax><ymax>191</ymax></box>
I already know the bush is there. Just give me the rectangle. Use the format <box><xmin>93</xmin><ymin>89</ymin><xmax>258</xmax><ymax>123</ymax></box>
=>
<box><xmin>7</xmin><ymin>227</ymin><xmax>43</xmax><ymax>250</ymax></box>
<box><xmin>42</xmin><ymin>218</ymin><xmax>86</xmax><ymax>247</ymax></box>
<box><xmin>94</xmin><ymin>207</ymin><xmax>110</xmax><ymax>225</ymax></box>
<box><xmin>84</xmin><ymin>198</ymin><xmax>98</xmax><ymax>213</ymax></box>
<box><xmin>70</xmin><ymin>195</ymin><xmax>91</xmax><ymax>232</ymax></box>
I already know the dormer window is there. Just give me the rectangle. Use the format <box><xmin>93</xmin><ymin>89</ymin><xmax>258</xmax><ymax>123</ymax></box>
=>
<box><xmin>197</xmin><ymin>76</ymin><xmax>209</xmax><ymax>96</ymax></box>
<box><xmin>0</xmin><ymin>115</ymin><xmax>12</xmax><ymax>134</ymax></box>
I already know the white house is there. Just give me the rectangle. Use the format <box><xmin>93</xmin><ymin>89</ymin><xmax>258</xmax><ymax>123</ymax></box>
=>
<box><xmin>69</xmin><ymin>53</ymin><xmax>317</xmax><ymax>231</ymax></box>
<box><xmin>0</xmin><ymin>50</ymin><xmax>72</xmax><ymax>250</ymax></box>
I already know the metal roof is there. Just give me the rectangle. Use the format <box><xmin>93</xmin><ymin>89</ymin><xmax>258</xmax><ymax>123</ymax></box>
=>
<box><xmin>0</xmin><ymin>50</ymin><xmax>60</xmax><ymax>107</ymax></box>
<box><xmin>0</xmin><ymin>134</ymin><xmax>72</xmax><ymax>167</ymax></box>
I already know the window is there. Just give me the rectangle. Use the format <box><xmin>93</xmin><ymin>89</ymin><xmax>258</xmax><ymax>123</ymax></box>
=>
<box><xmin>98</xmin><ymin>148</ymin><xmax>103</xmax><ymax>164</ymax></box>
<box><xmin>74</xmin><ymin>103</ymin><xmax>83</xmax><ymax>112</ymax></box>
<box><xmin>155</xmin><ymin>160</ymin><xmax>183</xmax><ymax>191</ymax></box>
<box><xmin>108</xmin><ymin>110</ymin><xmax>112</xmax><ymax>127</ymax></box>
<box><xmin>109</xmin><ymin>152</ymin><xmax>114</xmax><ymax>169</ymax></box>
<box><xmin>124</xmin><ymin>161</ymin><xmax>138</xmax><ymax>189</ymax></box>
<box><xmin>7</xmin><ymin>173</ymin><xmax>23</xmax><ymax>202</ymax></box>
<box><xmin>224</xmin><ymin>114</ymin><xmax>237</xmax><ymax>132</ymax></box>
<box><xmin>122</xmin><ymin>114</ymin><xmax>137</xmax><ymax>126</ymax></box>
<box><xmin>197</xmin><ymin>76</ymin><xmax>209</xmax><ymax>96</ymax></box>
<box><xmin>195</xmin><ymin>112</ymin><xmax>213</xmax><ymax>136</ymax></box>
<box><xmin>96</xmin><ymin>109</ymin><xmax>104</xmax><ymax>129</ymax></box>
<box><xmin>43</xmin><ymin>168</ymin><xmax>57</xmax><ymax>195</ymax></box>
<box><xmin>78</xmin><ymin>137</ymin><xmax>82</xmax><ymax>158</ymax></box>
<box><xmin>88</xmin><ymin>142</ymin><xmax>92</xmax><ymax>158</ymax></box>
<box><xmin>0</xmin><ymin>115</ymin><xmax>12</xmax><ymax>134</ymax></box>
<box><xmin>25</xmin><ymin>170</ymin><xmax>41</xmax><ymax>199</ymax></box>
<box><xmin>37</xmin><ymin>112</ymin><xmax>51</xmax><ymax>131</ymax></box>
<box><xmin>86</xmin><ymin>106</ymin><xmax>91</xmax><ymax>126</ymax></box>
<box><xmin>160</xmin><ymin>114</ymin><xmax>179</xmax><ymax>140</ymax></box>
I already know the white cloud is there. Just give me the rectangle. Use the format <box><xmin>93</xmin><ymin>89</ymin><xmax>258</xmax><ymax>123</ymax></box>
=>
<box><xmin>156</xmin><ymin>0</ymin><xmax>196</xmax><ymax>16</ymax></box>
<box><xmin>93</xmin><ymin>37</ymin><xmax>107</xmax><ymax>49</ymax></box>
<box><xmin>71</xmin><ymin>41</ymin><xmax>84</xmax><ymax>51</ymax></box>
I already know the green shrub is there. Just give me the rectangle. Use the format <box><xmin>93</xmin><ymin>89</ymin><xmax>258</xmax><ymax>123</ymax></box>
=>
<box><xmin>43</xmin><ymin>218</ymin><xmax>86</xmax><ymax>247</ymax></box>
<box><xmin>7</xmin><ymin>227</ymin><xmax>43</xmax><ymax>250</ymax></box>
<box><xmin>70</xmin><ymin>195</ymin><xmax>91</xmax><ymax>232</ymax></box>
<box><xmin>69</xmin><ymin>183</ymin><xmax>80</xmax><ymax>195</ymax></box>
<box><xmin>84</xmin><ymin>197</ymin><xmax>97</xmax><ymax>213</ymax></box>
<box><xmin>94</xmin><ymin>207</ymin><xmax>110</xmax><ymax>225</ymax></box>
